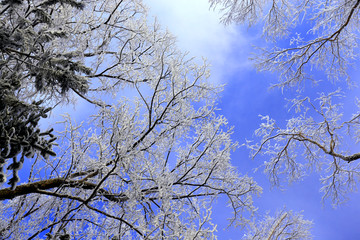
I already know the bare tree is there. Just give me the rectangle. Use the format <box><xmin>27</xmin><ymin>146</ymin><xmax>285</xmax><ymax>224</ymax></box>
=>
<box><xmin>243</xmin><ymin>209</ymin><xmax>312</xmax><ymax>240</ymax></box>
<box><xmin>248</xmin><ymin>90</ymin><xmax>360</xmax><ymax>205</ymax></box>
<box><xmin>0</xmin><ymin>0</ymin><xmax>266</xmax><ymax>239</ymax></box>
<box><xmin>210</xmin><ymin>0</ymin><xmax>360</xmax><ymax>204</ymax></box>
<box><xmin>209</xmin><ymin>0</ymin><xmax>360</xmax><ymax>86</ymax></box>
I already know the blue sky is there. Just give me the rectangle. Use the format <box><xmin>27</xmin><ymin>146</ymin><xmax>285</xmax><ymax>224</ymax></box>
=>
<box><xmin>145</xmin><ymin>0</ymin><xmax>360</xmax><ymax>239</ymax></box>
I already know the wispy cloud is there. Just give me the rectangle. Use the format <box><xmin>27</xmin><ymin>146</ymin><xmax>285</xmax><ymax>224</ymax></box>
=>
<box><xmin>145</xmin><ymin>0</ymin><xmax>253</xmax><ymax>84</ymax></box>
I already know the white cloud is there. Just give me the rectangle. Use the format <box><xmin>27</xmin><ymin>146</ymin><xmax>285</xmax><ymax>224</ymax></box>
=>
<box><xmin>145</xmin><ymin>0</ymin><xmax>253</xmax><ymax>84</ymax></box>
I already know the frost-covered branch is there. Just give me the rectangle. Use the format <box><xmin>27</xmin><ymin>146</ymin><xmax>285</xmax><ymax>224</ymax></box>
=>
<box><xmin>0</xmin><ymin>1</ymin><xmax>263</xmax><ymax>239</ymax></box>
<box><xmin>209</xmin><ymin>0</ymin><xmax>360</xmax><ymax>206</ymax></box>
<box><xmin>210</xmin><ymin>0</ymin><xmax>360</xmax><ymax>86</ymax></box>
<box><xmin>243</xmin><ymin>209</ymin><xmax>312</xmax><ymax>240</ymax></box>
<box><xmin>248</xmin><ymin>91</ymin><xmax>360</xmax><ymax>204</ymax></box>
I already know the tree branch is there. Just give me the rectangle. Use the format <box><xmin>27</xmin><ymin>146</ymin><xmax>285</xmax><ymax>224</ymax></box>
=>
<box><xmin>0</xmin><ymin>177</ymin><xmax>127</xmax><ymax>202</ymax></box>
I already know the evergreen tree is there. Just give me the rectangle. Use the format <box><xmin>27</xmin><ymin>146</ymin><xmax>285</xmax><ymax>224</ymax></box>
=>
<box><xmin>0</xmin><ymin>0</ymin><xmax>89</xmax><ymax>189</ymax></box>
